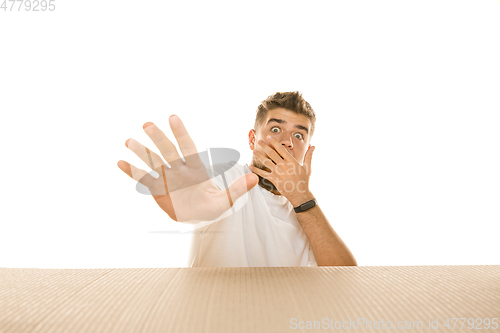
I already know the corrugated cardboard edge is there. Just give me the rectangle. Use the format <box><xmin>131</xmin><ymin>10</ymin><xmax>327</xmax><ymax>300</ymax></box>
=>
<box><xmin>1</xmin><ymin>265</ymin><xmax>499</xmax><ymax>332</ymax></box>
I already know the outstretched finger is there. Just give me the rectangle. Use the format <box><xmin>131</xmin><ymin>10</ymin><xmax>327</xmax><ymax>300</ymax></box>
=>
<box><xmin>223</xmin><ymin>173</ymin><xmax>259</xmax><ymax>208</ymax></box>
<box><xmin>125</xmin><ymin>138</ymin><xmax>167</xmax><ymax>174</ymax></box>
<box><xmin>117</xmin><ymin>160</ymin><xmax>167</xmax><ymax>195</ymax></box>
<box><xmin>168</xmin><ymin>115</ymin><xmax>203</xmax><ymax>168</ymax></box>
<box><xmin>143</xmin><ymin>122</ymin><xmax>183</xmax><ymax>167</ymax></box>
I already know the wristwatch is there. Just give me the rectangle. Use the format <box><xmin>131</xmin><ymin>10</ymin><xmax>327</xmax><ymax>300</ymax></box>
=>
<box><xmin>293</xmin><ymin>198</ymin><xmax>317</xmax><ymax>213</ymax></box>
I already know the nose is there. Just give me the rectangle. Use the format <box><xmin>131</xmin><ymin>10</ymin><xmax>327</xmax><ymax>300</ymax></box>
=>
<box><xmin>278</xmin><ymin>134</ymin><xmax>293</xmax><ymax>150</ymax></box>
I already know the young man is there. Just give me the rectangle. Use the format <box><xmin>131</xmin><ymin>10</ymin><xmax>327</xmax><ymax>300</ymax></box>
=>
<box><xmin>118</xmin><ymin>92</ymin><xmax>357</xmax><ymax>267</ymax></box>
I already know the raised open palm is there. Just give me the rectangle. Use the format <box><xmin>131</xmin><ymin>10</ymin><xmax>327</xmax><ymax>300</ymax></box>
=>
<box><xmin>117</xmin><ymin>115</ymin><xmax>258</xmax><ymax>223</ymax></box>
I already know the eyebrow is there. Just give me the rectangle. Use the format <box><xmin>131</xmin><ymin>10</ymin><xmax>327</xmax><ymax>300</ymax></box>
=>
<box><xmin>266</xmin><ymin>118</ymin><xmax>309</xmax><ymax>134</ymax></box>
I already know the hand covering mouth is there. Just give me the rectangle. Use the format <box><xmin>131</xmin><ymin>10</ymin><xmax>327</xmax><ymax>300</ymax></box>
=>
<box><xmin>270</xmin><ymin>146</ymin><xmax>293</xmax><ymax>158</ymax></box>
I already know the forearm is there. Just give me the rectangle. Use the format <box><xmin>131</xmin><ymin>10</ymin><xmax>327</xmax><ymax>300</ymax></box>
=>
<box><xmin>291</xmin><ymin>193</ymin><xmax>357</xmax><ymax>266</ymax></box>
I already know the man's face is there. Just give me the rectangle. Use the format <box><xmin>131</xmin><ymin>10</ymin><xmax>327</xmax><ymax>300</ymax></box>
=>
<box><xmin>248</xmin><ymin>108</ymin><xmax>312</xmax><ymax>172</ymax></box>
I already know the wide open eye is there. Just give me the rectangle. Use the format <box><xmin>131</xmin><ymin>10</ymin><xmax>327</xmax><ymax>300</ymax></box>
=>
<box><xmin>294</xmin><ymin>133</ymin><xmax>304</xmax><ymax>140</ymax></box>
<box><xmin>271</xmin><ymin>126</ymin><xmax>280</xmax><ymax>133</ymax></box>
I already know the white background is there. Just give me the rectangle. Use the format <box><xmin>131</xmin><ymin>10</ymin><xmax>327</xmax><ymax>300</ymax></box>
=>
<box><xmin>1</xmin><ymin>0</ymin><xmax>499</xmax><ymax>268</ymax></box>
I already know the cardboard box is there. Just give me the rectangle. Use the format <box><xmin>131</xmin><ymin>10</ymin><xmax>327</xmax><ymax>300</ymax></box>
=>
<box><xmin>1</xmin><ymin>265</ymin><xmax>499</xmax><ymax>332</ymax></box>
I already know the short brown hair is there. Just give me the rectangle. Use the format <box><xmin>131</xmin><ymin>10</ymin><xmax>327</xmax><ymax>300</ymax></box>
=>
<box><xmin>254</xmin><ymin>91</ymin><xmax>316</xmax><ymax>138</ymax></box>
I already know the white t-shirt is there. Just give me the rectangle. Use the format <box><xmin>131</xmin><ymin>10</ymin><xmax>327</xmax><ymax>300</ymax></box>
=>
<box><xmin>187</xmin><ymin>162</ymin><xmax>317</xmax><ymax>267</ymax></box>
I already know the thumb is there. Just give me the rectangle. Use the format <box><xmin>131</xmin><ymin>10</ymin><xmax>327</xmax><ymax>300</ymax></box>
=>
<box><xmin>225</xmin><ymin>173</ymin><xmax>258</xmax><ymax>207</ymax></box>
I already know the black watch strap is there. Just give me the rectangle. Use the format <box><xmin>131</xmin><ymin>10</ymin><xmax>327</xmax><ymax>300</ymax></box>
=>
<box><xmin>293</xmin><ymin>198</ymin><xmax>317</xmax><ymax>213</ymax></box>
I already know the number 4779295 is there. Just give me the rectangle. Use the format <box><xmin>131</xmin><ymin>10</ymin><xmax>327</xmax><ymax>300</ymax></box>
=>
<box><xmin>443</xmin><ymin>318</ymin><xmax>498</xmax><ymax>330</ymax></box>
<box><xmin>1</xmin><ymin>0</ymin><xmax>56</xmax><ymax>11</ymax></box>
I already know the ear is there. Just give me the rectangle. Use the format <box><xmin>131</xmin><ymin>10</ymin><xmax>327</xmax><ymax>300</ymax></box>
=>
<box><xmin>248</xmin><ymin>129</ymin><xmax>256</xmax><ymax>150</ymax></box>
